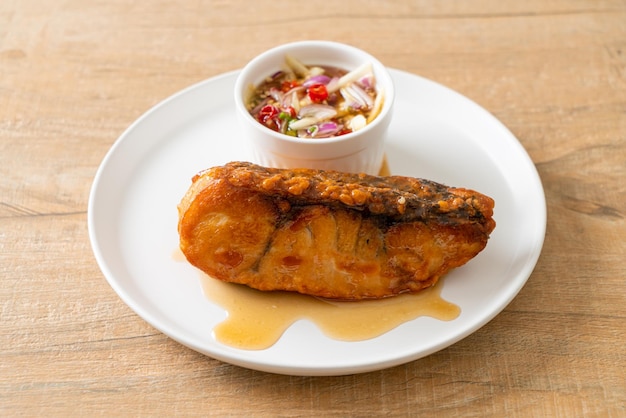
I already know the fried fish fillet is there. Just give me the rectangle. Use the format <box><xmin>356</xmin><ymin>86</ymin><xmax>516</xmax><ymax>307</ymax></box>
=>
<box><xmin>178</xmin><ymin>162</ymin><xmax>495</xmax><ymax>300</ymax></box>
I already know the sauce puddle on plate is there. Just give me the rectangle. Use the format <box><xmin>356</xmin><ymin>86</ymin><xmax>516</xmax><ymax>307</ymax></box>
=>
<box><xmin>199</xmin><ymin>273</ymin><xmax>460</xmax><ymax>350</ymax></box>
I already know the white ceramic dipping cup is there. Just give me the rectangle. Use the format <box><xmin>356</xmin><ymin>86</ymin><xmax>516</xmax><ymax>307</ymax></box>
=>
<box><xmin>234</xmin><ymin>40</ymin><xmax>395</xmax><ymax>175</ymax></box>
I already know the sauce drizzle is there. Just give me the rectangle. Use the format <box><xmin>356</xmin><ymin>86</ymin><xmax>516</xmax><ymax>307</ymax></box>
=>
<box><xmin>200</xmin><ymin>273</ymin><xmax>460</xmax><ymax>350</ymax></box>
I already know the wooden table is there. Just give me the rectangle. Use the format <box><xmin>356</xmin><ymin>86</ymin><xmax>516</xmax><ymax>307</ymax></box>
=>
<box><xmin>2</xmin><ymin>1</ymin><xmax>624</xmax><ymax>416</ymax></box>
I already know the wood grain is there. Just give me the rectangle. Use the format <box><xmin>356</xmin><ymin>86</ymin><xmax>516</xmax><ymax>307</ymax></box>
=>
<box><xmin>1</xmin><ymin>0</ymin><xmax>624</xmax><ymax>416</ymax></box>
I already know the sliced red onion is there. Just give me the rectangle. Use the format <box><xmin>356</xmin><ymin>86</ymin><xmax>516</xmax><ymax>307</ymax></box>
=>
<box><xmin>357</xmin><ymin>74</ymin><xmax>375</xmax><ymax>89</ymax></box>
<box><xmin>268</xmin><ymin>87</ymin><xmax>283</xmax><ymax>102</ymax></box>
<box><xmin>316</xmin><ymin>121</ymin><xmax>341</xmax><ymax>137</ymax></box>
<box><xmin>290</xmin><ymin>90</ymin><xmax>301</xmax><ymax>112</ymax></box>
<box><xmin>303</xmin><ymin>74</ymin><xmax>331</xmax><ymax>87</ymax></box>
<box><xmin>340</xmin><ymin>84</ymin><xmax>374</xmax><ymax>109</ymax></box>
<box><xmin>280</xmin><ymin>94</ymin><xmax>293</xmax><ymax>109</ymax></box>
<box><xmin>298</xmin><ymin>104</ymin><xmax>337</xmax><ymax>120</ymax></box>
<box><xmin>297</xmin><ymin>121</ymin><xmax>342</xmax><ymax>138</ymax></box>
<box><xmin>280</xmin><ymin>86</ymin><xmax>302</xmax><ymax>108</ymax></box>
<box><xmin>283</xmin><ymin>85</ymin><xmax>305</xmax><ymax>97</ymax></box>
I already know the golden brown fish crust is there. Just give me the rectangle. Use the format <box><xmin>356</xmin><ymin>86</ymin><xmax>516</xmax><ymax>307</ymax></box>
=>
<box><xmin>178</xmin><ymin>162</ymin><xmax>496</xmax><ymax>300</ymax></box>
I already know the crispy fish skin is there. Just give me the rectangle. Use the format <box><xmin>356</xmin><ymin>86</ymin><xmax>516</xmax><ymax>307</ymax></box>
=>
<box><xmin>178</xmin><ymin>162</ymin><xmax>496</xmax><ymax>300</ymax></box>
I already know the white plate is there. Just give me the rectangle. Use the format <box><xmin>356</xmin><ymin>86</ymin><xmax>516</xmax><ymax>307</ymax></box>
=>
<box><xmin>88</xmin><ymin>69</ymin><xmax>546</xmax><ymax>376</ymax></box>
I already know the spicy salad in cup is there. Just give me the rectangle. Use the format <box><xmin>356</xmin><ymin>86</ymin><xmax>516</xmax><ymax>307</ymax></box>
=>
<box><xmin>234</xmin><ymin>41</ymin><xmax>395</xmax><ymax>175</ymax></box>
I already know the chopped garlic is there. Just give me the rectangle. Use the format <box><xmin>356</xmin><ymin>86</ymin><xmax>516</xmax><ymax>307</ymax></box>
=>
<box><xmin>349</xmin><ymin>114</ymin><xmax>367</xmax><ymax>131</ymax></box>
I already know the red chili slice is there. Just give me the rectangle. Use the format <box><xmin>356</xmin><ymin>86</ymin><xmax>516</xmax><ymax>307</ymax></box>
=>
<box><xmin>257</xmin><ymin>104</ymin><xmax>279</xmax><ymax>124</ymax></box>
<box><xmin>281</xmin><ymin>80</ymin><xmax>300</xmax><ymax>92</ymax></box>
<box><xmin>308</xmin><ymin>84</ymin><xmax>328</xmax><ymax>103</ymax></box>
<box><xmin>337</xmin><ymin>128</ymin><xmax>352</xmax><ymax>136</ymax></box>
